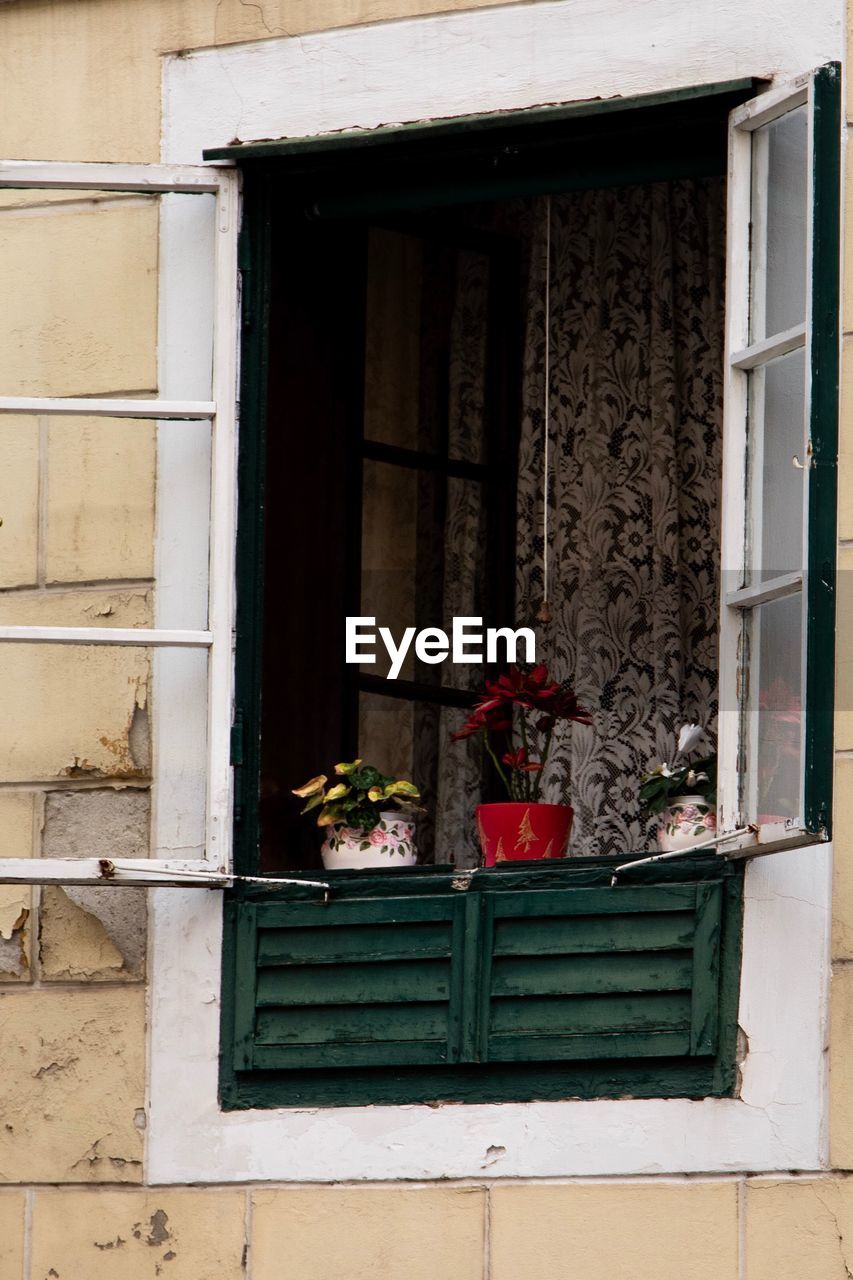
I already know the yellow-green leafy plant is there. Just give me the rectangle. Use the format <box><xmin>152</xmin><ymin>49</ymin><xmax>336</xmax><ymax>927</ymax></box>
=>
<box><xmin>292</xmin><ymin>759</ymin><xmax>420</xmax><ymax>834</ymax></box>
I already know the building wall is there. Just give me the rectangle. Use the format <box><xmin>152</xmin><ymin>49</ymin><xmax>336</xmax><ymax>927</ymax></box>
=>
<box><xmin>0</xmin><ymin>0</ymin><xmax>850</xmax><ymax>1276</ymax></box>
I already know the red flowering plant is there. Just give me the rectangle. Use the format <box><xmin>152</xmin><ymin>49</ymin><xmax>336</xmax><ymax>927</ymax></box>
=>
<box><xmin>451</xmin><ymin>664</ymin><xmax>593</xmax><ymax>802</ymax></box>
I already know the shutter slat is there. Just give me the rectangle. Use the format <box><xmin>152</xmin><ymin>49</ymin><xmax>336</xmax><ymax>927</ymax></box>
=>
<box><xmin>258</xmin><ymin>921</ymin><xmax>451</xmax><ymax>965</ymax></box>
<box><xmin>237</xmin><ymin>893</ymin><xmax>463</xmax><ymax>1070</ymax></box>
<box><xmin>486</xmin><ymin>1030</ymin><xmax>691</xmax><ymax>1062</ymax></box>
<box><xmin>491</xmin><ymin>951</ymin><xmax>693</xmax><ymax>997</ymax></box>
<box><xmin>256</xmin><ymin>1001</ymin><xmax>449</xmax><ymax>1045</ymax></box>
<box><xmin>493</xmin><ymin>911</ymin><xmax>695</xmax><ymax>956</ymax></box>
<box><xmin>489</xmin><ymin>991</ymin><xmax>692</xmax><ymax>1035</ymax></box>
<box><xmin>257</xmin><ymin>959</ymin><xmax>452</xmax><ymax>1006</ymax></box>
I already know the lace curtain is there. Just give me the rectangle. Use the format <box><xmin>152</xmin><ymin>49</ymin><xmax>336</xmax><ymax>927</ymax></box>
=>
<box><xmin>515</xmin><ymin>178</ymin><xmax>725</xmax><ymax>855</ymax></box>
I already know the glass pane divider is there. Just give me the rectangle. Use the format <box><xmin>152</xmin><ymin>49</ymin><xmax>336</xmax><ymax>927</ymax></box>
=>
<box><xmin>0</xmin><ymin>626</ymin><xmax>212</xmax><ymax>647</ymax></box>
<box><xmin>0</xmin><ymin>161</ymin><xmax>226</xmax><ymax>194</ymax></box>
<box><xmin>0</xmin><ymin>396</ymin><xmax>215</xmax><ymax>420</ymax></box>
<box><xmin>730</xmin><ymin>322</ymin><xmax>806</xmax><ymax>370</ymax></box>
<box><xmin>726</xmin><ymin>572</ymin><xmax>803</xmax><ymax>610</ymax></box>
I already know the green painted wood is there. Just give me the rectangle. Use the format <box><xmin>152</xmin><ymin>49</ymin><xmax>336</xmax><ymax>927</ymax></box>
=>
<box><xmin>690</xmin><ymin>882</ymin><xmax>724</xmax><ymax>1055</ymax></box>
<box><xmin>492</xmin><ymin>910</ymin><xmax>695</xmax><ymax>956</ymax></box>
<box><xmin>258</xmin><ymin>921</ymin><xmax>452</xmax><ymax>965</ymax></box>
<box><xmin>256</xmin><ymin>959</ymin><xmax>452</xmax><ymax>1007</ymax></box>
<box><xmin>255</xmin><ymin>1002</ymin><xmax>449</xmax><ymax>1046</ymax></box>
<box><xmin>446</xmin><ymin>896</ymin><xmax>469</xmax><ymax>1064</ymax></box>
<box><xmin>205</xmin><ymin>79</ymin><xmax>757</xmax><ymax>161</ymax></box>
<box><xmin>489</xmin><ymin>991</ymin><xmax>692</xmax><ymax>1036</ymax></box>
<box><xmin>232</xmin><ymin>903</ymin><xmax>259</xmax><ymax>1070</ymax></box>
<box><xmin>805</xmin><ymin>62</ymin><xmax>841</xmax><ymax>838</ymax></box>
<box><xmin>252</xmin><ymin>1040</ymin><xmax>452</xmax><ymax>1070</ymax></box>
<box><xmin>221</xmin><ymin>1058</ymin><xmax>726</xmax><ymax>1110</ymax></box>
<box><xmin>489</xmin><ymin>885</ymin><xmax>698</xmax><ymax>917</ymax></box>
<box><xmin>256</xmin><ymin>896</ymin><xmax>457</xmax><ymax>929</ymax></box>
<box><xmin>486</xmin><ymin>1030</ymin><xmax>692</xmax><ymax>1062</ymax></box>
<box><xmin>490</xmin><ymin>951</ymin><xmax>693</xmax><ymax>997</ymax></box>
<box><xmin>458</xmin><ymin>892</ymin><xmax>485</xmax><ymax>1062</ymax></box>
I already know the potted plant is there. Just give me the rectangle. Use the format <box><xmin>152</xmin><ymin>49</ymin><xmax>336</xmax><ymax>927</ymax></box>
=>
<box><xmin>292</xmin><ymin>759</ymin><xmax>421</xmax><ymax>870</ymax></box>
<box><xmin>639</xmin><ymin>724</ymin><xmax>717</xmax><ymax>852</ymax></box>
<box><xmin>451</xmin><ymin>664</ymin><xmax>593</xmax><ymax>865</ymax></box>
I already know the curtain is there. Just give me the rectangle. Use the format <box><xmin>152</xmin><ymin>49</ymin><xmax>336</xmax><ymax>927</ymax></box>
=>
<box><xmin>515</xmin><ymin>178</ymin><xmax>725</xmax><ymax>855</ymax></box>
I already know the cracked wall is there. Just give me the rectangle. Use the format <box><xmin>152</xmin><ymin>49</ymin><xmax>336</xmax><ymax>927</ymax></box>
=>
<box><xmin>0</xmin><ymin>0</ymin><xmax>850</xmax><ymax>1276</ymax></box>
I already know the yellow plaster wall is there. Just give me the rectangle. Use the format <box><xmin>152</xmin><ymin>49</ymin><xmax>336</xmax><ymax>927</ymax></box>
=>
<box><xmin>0</xmin><ymin>0</ymin><xmax>849</xmax><ymax>1276</ymax></box>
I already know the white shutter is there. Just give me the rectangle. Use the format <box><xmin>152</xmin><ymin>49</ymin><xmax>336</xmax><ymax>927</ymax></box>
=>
<box><xmin>0</xmin><ymin>162</ymin><xmax>240</xmax><ymax>885</ymax></box>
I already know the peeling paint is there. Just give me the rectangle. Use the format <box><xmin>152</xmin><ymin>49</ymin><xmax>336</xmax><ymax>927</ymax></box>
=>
<box><xmin>39</xmin><ymin>888</ymin><xmax>127</xmax><ymax>981</ymax></box>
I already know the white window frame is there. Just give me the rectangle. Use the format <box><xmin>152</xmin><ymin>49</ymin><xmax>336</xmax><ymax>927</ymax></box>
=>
<box><xmin>0</xmin><ymin>162</ymin><xmax>240</xmax><ymax>886</ymax></box>
<box><xmin>717</xmin><ymin>71</ymin><xmax>838</xmax><ymax>861</ymax></box>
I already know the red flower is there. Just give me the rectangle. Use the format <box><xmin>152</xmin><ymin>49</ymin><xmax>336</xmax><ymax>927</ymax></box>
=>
<box><xmin>502</xmin><ymin>747</ymin><xmax>543</xmax><ymax>774</ymax></box>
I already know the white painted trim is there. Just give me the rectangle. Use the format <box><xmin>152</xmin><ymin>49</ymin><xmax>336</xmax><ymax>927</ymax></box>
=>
<box><xmin>146</xmin><ymin>10</ymin><xmax>841</xmax><ymax>1183</ymax></box>
<box><xmin>0</xmin><ymin>161</ymin><xmax>226</xmax><ymax>191</ymax></box>
<box><xmin>730</xmin><ymin>80</ymin><xmax>809</xmax><ymax>130</ymax></box>
<box><xmin>161</xmin><ymin>4</ymin><xmax>842</xmax><ymax>164</ymax></box>
<box><xmin>0</xmin><ymin>626</ymin><xmax>211</xmax><ymax>646</ymax></box>
<box><xmin>204</xmin><ymin>173</ymin><xmax>241</xmax><ymax>876</ymax></box>
<box><xmin>725</xmin><ymin>572</ymin><xmax>803</xmax><ymax>608</ymax></box>
<box><xmin>0</xmin><ymin>397</ymin><xmax>215</xmax><ymax>419</ymax></box>
<box><xmin>148</xmin><ymin>844</ymin><xmax>831</xmax><ymax>1181</ymax></box>
<box><xmin>730</xmin><ymin>322</ymin><xmax>807</xmax><ymax>369</ymax></box>
<box><xmin>0</xmin><ymin>858</ymin><xmax>226</xmax><ymax>886</ymax></box>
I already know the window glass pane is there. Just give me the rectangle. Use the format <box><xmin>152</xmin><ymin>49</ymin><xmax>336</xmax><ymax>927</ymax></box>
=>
<box><xmin>363</xmin><ymin>227</ymin><xmax>488</xmax><ymax>463</ymax></box>
<box><xmin>358</xmin><ymin>692</ymin><xmax>482</xmax><ymax>867</ymax></box>
<box><xmin>751</xmin><ymin>592</ymin><xmax>803</xmax><ymax>822</ymax></box>
<box><xmin>751</xmin><ymin>106</ymin><xmax>808</xmax><ymax>340</ymax></box>
<box><xmin>0</xmin><ymin>411</ymin><xmax>211</xmax><ymax>631</ymax></box>
<box><xmin>0</xmin><ymin>188</ymin><xmax>215</xmax><ymax>399</ymax></box>
<box><xmin>748</xmin><ymin>347</ymin><xmax>805</xmax><ymax>583</ymax></box>
<box><xmin>360</xmin><ymin>461</ymin><xmax>488</xmax><ymax>688</ymax></box>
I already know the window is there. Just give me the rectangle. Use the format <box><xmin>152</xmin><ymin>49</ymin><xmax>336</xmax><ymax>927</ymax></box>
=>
<box><xmin>214</xmin><ymin>69</ymin><xmax>840</xmax><ymax>1109</ymax></box>
<box><xmin>0</xmin><ymin>162</ymin><xmax>240</xmax><ymax>888</ymax></box>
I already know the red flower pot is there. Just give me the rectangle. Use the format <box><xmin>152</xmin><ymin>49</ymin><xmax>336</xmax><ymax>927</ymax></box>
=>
<box><xmin>476</xmin><ymin>802</ymin><xmax>574</xmax><ymax>866</ymax></box>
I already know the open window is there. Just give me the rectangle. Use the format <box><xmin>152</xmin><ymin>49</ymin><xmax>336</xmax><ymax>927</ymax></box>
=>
<box><xmin>718</xmin><ymin>65</ymin><xmax>840</xmax><ymax>856</ymax></box>
<box><xmin>224</xmin><ymin>68</ymin><xmax>840</xmax><ymax>883</ymax></box>
<box><xmin>215</xmin><ymin>69</ymin><xmax>841</xmax><ymax>1108</ymax></box>
<box><xmin>0</xmin><ymin>162</ymin><xmax>240</xmax><ymax>886</ymax></box>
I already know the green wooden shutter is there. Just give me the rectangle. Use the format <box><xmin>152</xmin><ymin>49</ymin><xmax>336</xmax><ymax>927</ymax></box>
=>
<box><xmin>233</xmin><ymin>894</ymin><xmax>466</xmax><ymax>1070</ymax></box>
<box><xmin>476</xmin><ymin>881</ymin><xmax>724</xmax><ymax>1063</ymax></box>
<box><xmin>231</xmin><ymin>873</ymin><xmax>726</xmax><ymax>1077</ymax></box>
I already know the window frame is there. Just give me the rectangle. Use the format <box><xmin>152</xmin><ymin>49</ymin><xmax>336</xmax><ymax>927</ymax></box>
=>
<box><xmin>0</xmin><ymin>161</ymin><xmax>240</xmax><ymax>886</ymax></box>
<box><xmin>717</xmin><ymin>65</ymin><xmax>840</xmax><ymax>858</ymax></box>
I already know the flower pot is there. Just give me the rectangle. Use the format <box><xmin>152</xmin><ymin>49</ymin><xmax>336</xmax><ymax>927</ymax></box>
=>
<box><xmin>656</xmin><ymin>794</ymin><xmax>716</xmax><ymax>853</ymax></box>
<box><xmin>476</xmin><ymin>802</ymin><xmax>573</xmax><ymax>866</ymax></box>
<box><xmin>320</xmin><ymin>810</ymin><xmax>417</xmax><ymax>870</ymax></box>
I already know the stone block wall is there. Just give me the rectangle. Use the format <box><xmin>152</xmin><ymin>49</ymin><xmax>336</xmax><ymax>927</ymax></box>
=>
<box><xmin>0</xmin><ymin>0</ymin><xmax>850</xmax><ymax>1277</ymax></box>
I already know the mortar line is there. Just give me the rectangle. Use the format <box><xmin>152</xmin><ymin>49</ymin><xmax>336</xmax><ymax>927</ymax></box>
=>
<box><xmin>738</xmin><ymin>1176</ymin><xmax>746</xmax><ymax>1280</ymax></box>
<box><xmin>0</xmin><ymin>577</ymin><xmax>155</xmax><ymax>598</ymax></box>
<box><xmin>36</xmin><ymin>417</ymin><xmax>47</xmax><ymax>589</ymax></box>
<box><xmin>244</xmin><ymin>1186</ymin><xmax>253</xmax><ymax>1280</ymax></box>
<box><xmin>28</xmin><ymin>791</ymin><xmax>44</xmax><ymax>987</ymax></box>
<box><xmin>483</xmin><ymin>1182</ymin><xmax>492</xmax><ymax>1280</ymax></box>
<box><xmin>23</xmin><ymin>1185</ymin><xmax>33</xmax><ymax>1280</ymax></box>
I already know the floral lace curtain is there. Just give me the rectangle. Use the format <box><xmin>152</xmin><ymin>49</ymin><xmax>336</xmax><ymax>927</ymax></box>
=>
<box><xmin>515</xmin><ymin>178</ymin><xmax>725</xmax><ymax>855</ymax></box>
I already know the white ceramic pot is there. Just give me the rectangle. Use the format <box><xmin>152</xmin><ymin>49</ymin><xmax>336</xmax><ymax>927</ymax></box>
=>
<box><xmin>320</xmin><ymin>810</ymin><xmax>417</xmax><ymax>870</ymax></box>
<box><xmin>656</xmin><ymin>794</ymin><xmax>717</xmax><ymax>853</ymax></box>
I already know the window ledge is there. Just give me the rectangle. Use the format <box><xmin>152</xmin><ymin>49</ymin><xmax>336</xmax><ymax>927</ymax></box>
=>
<box><xmin>147</xmin><ymin>842</ymin><xmax>830</xmax><ymax>1183</ymax></box>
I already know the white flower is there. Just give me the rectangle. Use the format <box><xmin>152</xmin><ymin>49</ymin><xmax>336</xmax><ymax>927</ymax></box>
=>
<box><xmin>677</xmin><ymin>723</ymin><xmax>704</xmax><ymax>758</ymax></box>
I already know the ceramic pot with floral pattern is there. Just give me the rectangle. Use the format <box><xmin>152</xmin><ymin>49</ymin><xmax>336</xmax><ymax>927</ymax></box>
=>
<box><xmin>656</xmin><ymin>794</ymin><xmax>717</xmax><ymax>853</ymax></box>
<box><xmin>320</xmin><ymin>810</ymin><xmax>417</xmax><ymax>870</ymax></box>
